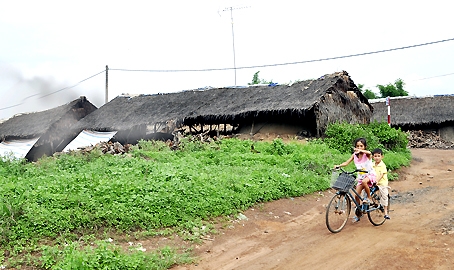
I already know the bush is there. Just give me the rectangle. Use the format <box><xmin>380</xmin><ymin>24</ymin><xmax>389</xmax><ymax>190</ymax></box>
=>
<box><xmin>368</xmin><ymin>121</ymin><xmax>408</xmax><ymax>151</ymax></box>
<box><xmin>323</xmin><ymin>122</ymin><xmax>409</xmax><ymax>154</ymax></box>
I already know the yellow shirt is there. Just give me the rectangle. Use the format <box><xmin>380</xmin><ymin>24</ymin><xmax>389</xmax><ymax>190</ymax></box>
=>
<box><xmin>373</xmin><ymin>161</ymin><xmax>388</xmax><ymax>186</ymax></box>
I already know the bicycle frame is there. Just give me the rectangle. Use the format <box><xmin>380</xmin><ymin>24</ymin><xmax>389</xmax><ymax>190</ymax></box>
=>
<box><xmin>326</xmin><ymin>168</ymin><xmax>387</xmax><ymax>233</ymax></box>
<box><xmin>338</xmin><ymin>186</ymin><xmax>381</xmax><ymax>215</ymax></box>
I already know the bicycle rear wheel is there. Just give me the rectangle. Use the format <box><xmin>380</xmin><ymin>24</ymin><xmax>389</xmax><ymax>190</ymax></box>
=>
<box><xmin>326</xmin><ymin>193</ymin><xmax>351</xmax><ymax>233</ymax></box>
<box><xmin>367</xmin><ymin>193</ymin><xmax>386</xmax><ymax>226</ymax></box>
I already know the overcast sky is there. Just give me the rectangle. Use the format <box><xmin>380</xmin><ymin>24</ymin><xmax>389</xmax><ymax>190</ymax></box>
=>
<box><xmin>1</xmin><ymin>0</ymin><xmax>453</xmax><ymax>120</ymax></box>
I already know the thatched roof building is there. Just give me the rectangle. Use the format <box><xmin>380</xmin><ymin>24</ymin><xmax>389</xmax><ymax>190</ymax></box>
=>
<box><xmin>0</xmin><ymin>96</ymin><xmax>97</xmax><ymax>161</ymax></box>
<box><xmin>70</xmin><ymin>71</ymin><xmax>372</xmax><ymax>144</ymax></box>
<box><xmin>370</xmin><ymin>95</ymin><xmax>454</xmax><ymax>142</ymax></box>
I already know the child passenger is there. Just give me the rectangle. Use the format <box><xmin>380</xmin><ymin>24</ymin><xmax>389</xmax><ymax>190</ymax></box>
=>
<box><xmin>372</xmin><ymin>148</ymin><xmax>391</xmax><ymax>219</ymax></box>
<box><xmin>334</xmin><ymin>138</ymin><xmax>377</xmax><ymax>222</ymax></box>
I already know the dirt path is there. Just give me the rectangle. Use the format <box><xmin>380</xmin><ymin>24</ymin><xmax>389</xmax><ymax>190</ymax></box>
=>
<box><xmin>172</xmin><ymin>149</ymin><xmax>454</xmax><ymax>270</ymax></box>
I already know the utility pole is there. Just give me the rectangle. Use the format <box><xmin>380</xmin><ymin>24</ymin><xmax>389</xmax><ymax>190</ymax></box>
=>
<box><xmin>220</xmin><ymin>6</ymin><xmax>250</xmax><ymax>86</ymax></box>
<box><xmin>105</xmin><ymin>65</ymin><xmax>108</xmax><ymax>104</ymax></box>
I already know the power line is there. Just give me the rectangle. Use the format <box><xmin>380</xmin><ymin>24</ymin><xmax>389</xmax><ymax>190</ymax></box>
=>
<box><xmin>0</xmin><ymin>70</ymin><xmax>105</xmax><ymax>111</ymax></box>
<box><xmin>413</xmin><ymin>72</ymin><xmax>454</xmax><ymax>81</ymax></box>
<box><xmin>2</xmin><ymin>37</ymin><xmax>453</xmax><ymax>112</ymax></box>
<box><xmin>38</xmin><ymin>70</ymin><xmax>105</xmax><ymax>99</ymax></box>
<box><xmin>111</xmin><ymin>37</ymin><xmax>454</xmax><ymax>72</ymax></box>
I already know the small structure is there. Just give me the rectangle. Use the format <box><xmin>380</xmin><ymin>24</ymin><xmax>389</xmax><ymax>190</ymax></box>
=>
<box><xmin>0</xmin><ymin>96</ymin><xmax>97</xmax><ymax>161</ymax></box>
<box><xmin>68</xmin><ymin>71</ymin><xmax>372</xmax><ymax>143</ymax></box>
<box><xmin>370</xmin><ymin>95</ymin><xmax>454</xmax><ymax>142</ymax></box>
<box><xmin>0</xmin><ymin>138</ymin><xmax>39</xmax><ymax>159</ymax></box>
<box><xmin>63</xmin><ymin>130</ymin><xmax>118</xmax><ymax>152</ymax></box>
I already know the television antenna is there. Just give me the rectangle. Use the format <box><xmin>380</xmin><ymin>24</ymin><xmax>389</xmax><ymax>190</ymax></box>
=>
<box><xmin>219</xmin><ymin>5</ymin><xmax>250</xmax><ymax>86</ymax></box>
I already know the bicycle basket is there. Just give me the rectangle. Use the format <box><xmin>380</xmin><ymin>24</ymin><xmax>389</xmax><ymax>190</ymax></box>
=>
<box><xmin>331</xmin><ymin>172</ymin><xmax>356</xmax><ymax>192</ymax></box>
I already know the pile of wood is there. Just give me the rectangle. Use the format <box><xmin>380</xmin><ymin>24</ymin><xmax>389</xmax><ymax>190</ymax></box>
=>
<box><xmin>407</xmin><ymin>130</ymin><xmax>454</xmax><ymax>149</ymax></box>
<box><xmin>76</xmin><ymin>141</ymin><xmax>132</xmax><ymax>155</ymax></box>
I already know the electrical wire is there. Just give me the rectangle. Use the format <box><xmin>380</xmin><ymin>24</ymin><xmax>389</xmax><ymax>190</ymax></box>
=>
<box><xmin>111</xmin><ymin>37</ymin><xmax>454</xmax><ymax>72</ymax></box>
<box><xmin>0</xmin><ymin>70</ymin><xmax>105</xmax><ymax>111</ymax></box>
<box><xmin>38</xmin><ymin>70</ymin><xmax>105</xmax><ymax>99</ymax></box>
<box><xmin>1</xmin><ymin>37</ymin><xmax>453</xmax><ymax>112</ymax></box>
<box><xmin>413</xmin><ymin>72</ymin><xmax>454</xmax><ymax>81</ymax></box>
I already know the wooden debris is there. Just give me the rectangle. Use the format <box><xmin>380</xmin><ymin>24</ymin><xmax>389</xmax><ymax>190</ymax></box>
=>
<box><xmin>407</xmin><ymin>130</ymin><xmax>454</xmax><ymax>149</ymax></box>
<box><xmin>75</xmin><ymin>141</ymin><xmax>131</xmax><ymax>155</ymax></box>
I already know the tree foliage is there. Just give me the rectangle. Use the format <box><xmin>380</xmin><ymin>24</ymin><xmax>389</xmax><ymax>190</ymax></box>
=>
<box><xmin>377</xmin><ymin>78</ymin><xmax>408</xmax><ymax>97</ymax></box>
<box><xmin>358</xmin><ymin>84</ymin><xmax>377</xmax><ymax>99</ymax></box>
<box><xmin>248</xmin><ymin>71</ymin><xmax>274</xmax><ymax>85</ymax></box>
<box><xmin>358</xmin><ymin>79</ymin><xmax>408</xmax><ymax>99</ymax></box>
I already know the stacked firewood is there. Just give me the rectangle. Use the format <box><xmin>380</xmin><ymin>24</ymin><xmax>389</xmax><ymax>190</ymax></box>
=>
<box><xmin>407</xmin><ymin>130</ymin><xmax>454</xmax><ymax>149</ymax></box>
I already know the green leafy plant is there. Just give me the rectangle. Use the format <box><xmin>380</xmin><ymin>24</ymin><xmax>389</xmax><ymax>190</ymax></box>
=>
<box><xmin>40</xmin><ymin>241</ymin><xmax>190</xmax><ymax>270</ymax></box>
<box><xmin>0</xmin><ymin>131</ymin><xmax>410</xmax><ymax>269</ymax></box>
<box><xmin>248</xmin><ymin>71</ymin><xmax>274</xmax><ymax>85</ymax></box>
<box><xmin>324</xmin><ymin>121</ymin><xmax>409</xmax><ymax>153</ymax></box>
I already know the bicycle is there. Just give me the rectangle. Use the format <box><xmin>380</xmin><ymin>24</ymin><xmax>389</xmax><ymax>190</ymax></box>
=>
<box><xmin>325</xmin><ymin>167</ymin><xmax>390</xmax><ymax>233</ymax></box>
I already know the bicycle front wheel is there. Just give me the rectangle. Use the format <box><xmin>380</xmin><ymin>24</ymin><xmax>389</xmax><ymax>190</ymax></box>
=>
<box><xmin>367</xmin><ymin>194</ymin><xmax>386</xmax><ymax>226</ymax></box>
<box><xmin>326</xmin><ymin>193</ymin><xmax>351</xmax><ymax>233</ymax></box>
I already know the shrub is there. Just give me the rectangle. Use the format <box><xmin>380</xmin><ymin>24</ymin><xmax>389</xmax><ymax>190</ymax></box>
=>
<box><xmin>323</xmin><ymin>122</ymin><xmax>409</xmax><ymax>154</ymax></box>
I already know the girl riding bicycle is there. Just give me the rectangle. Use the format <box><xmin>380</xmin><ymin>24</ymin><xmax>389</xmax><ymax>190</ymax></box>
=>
<box><xmin>334</xmin><ymin>138</ymin><xmax>377</xmax><ymax>222</ymax></box>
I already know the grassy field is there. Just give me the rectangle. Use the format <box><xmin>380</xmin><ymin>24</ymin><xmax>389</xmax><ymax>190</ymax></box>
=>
<box><xmin>0</xmin><ymin>123</ymin><xmax>411</xmax><ymax>269</ymax></box>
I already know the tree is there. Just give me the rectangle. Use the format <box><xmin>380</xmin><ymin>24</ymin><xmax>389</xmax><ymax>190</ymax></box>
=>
<box><xmin>376</xmin><ymin>79</ymin><xmax>408</xmax><ymax>97</ymax></box>
<box><xmin>248</xmin><ymin>71</ymin><xmax>274</xmax><ymax>85</ymax></box>
<box><xmin>357</xmin><ymin>84</ymin><xmax>377</xmax><ymax>99</ymax></box>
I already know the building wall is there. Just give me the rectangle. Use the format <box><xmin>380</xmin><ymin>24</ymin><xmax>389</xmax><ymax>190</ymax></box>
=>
<box><xmin>439</xmin><ymin>126</ymin><xmax>454</xmax><ymax>142</ymax></box>
<box><xmin>238</xmin><ymin>122</ymin><xmax>314</xmax><ymax>137</ymax></box>
<box><xmin>316</xmin><ymin>93</ymin><xmax>372</xmax><ymax>136</ymax></box>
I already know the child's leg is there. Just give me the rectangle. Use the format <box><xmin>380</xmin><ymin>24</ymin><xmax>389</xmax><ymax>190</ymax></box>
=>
<box><xmin>354</xmin><ymin>184</ymin><xmax>364</xmax><ymax>220</ymax></box>
<box><xmin>362</xmin><ymin>177</ymin><xmax>373</xmax><ymax>201</ymax></box>
<box><xmin>355</xmin><ymin>184</ymin><xmax>363</xmax><ymax>205</ymax></box>
<box><xmin>378</xmin><ymin>186</ymin><xmax>389</xmax><ymax>216</ymax></box>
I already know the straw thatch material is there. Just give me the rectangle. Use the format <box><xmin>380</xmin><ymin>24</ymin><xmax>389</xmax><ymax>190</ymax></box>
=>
<box><xmin>72</xmin><ymin>71</ymin><xmax>372</xmax><ymax>143</ymax></box>
<box><xmin>0</xmin><ymin>96</ymin><xmax>97</xmax><ymax>161</ymax></box>
<box><xmin>370</xmin><ymin>95</ymin><xmax>454</xmax><ymax>127</ymax></box>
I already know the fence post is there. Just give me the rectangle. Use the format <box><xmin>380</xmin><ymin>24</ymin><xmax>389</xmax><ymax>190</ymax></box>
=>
<box><xmin>386</xmin><ymin>96</ymin><xmax>390</xmax><ymax>126</ymax></box>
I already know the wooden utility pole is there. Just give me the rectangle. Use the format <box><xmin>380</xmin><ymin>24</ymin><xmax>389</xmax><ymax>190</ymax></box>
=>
<box><xmin>105</xmin><ymin>65</ymin><xmax>109</xmax><ymax>104</ymax></box>
<box><xmin>220</xmin><ymin>6</ymin><xmax>250</xmax><ymax>86</ymax></box>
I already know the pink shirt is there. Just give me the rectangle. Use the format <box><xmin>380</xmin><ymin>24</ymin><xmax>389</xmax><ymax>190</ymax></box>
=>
<box><xmin>353</xmin><ymin>153</ymin><xmax>376</xmax><ymax>184</ymax></box>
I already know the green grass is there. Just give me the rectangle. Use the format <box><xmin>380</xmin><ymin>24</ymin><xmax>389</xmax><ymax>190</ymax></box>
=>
<box><xmin>0</xmin><ymin>135</ymin><xmax>411</xmax><ymax>269</ymax></box>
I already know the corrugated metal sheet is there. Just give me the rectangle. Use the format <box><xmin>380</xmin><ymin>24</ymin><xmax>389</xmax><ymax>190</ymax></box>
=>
<box><xmin>0</xmin><ymin>138</ymin><xmax>39</xmax><ymax>159</ymax></box>
<box><xmin>63</xmin><ymin>130</ymin><xmax>117</xmax><ymax>152</ymax></box>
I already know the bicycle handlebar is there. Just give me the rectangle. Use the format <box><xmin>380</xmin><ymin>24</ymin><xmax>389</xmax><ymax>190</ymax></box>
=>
<box><xmin>334</xmin><ymin>167</ymin><xmax>368</xmax><ymax>174</ymax></box>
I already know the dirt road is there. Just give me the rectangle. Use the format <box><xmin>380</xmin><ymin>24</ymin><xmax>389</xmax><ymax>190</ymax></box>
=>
<box><xmin>173</xmin><ymin>149</ymin><xmax>454</xmax><ymax>270</ymax></box>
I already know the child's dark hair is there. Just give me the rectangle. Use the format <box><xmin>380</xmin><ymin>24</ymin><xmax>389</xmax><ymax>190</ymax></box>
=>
<box><xmin>354</xmin><ymin>138</ymin><xmax>367</xmax><ymax>148</ymax></box>
<box><xmin>372</xmin><ymin>148</ymin><xmax>383</xmax><ymax>155</ymax></box>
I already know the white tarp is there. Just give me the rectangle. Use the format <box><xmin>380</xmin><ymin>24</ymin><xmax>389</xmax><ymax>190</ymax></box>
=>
<box><xmin>0</xmin><ymin>138</ymin><xmax>39</xmax><ymax>159</ymax></box>
<box><xmin>63</xmin><ymin>130</ymin><xmax>117</xmax><ymax>152</ymax></box>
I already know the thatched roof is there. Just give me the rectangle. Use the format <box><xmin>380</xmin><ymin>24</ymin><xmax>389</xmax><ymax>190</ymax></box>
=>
<box><xmin>74</xmin><ymin>71</ymin><xmax>372</xmax><ymax>133</ymax></box>
<box><xmin>0</xmin><ymin>96</ymin><xmax>97</xmax><ymax>141</ymax></box>
<box><xmin>370</xmin><ymin>95</ymin><xmax>454</xmax><ymax>127</ymax></box>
